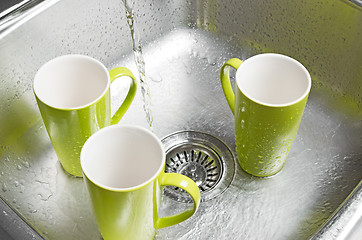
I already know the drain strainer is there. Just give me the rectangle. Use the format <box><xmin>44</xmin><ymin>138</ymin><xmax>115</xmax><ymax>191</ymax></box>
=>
<box><xmin>161</xmin><ymin>131</ymin><xmax>235</xmax><ymax>202</ymax></box>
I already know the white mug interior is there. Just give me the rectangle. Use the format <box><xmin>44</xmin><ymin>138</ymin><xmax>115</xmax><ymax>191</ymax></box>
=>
<box><xmin>33</xmin><ymin>55</ymin><xmax>110</xmax><ymax>109</ymax></box>
<box><xmin>80</xmin><ymin>125</ymin><xmax>165</xmax><ymax>191</ymax></box>
<box><xmin>236</xmin><ymin>53</ymin><xmax>311</xmax><ymax>107</ymax></box>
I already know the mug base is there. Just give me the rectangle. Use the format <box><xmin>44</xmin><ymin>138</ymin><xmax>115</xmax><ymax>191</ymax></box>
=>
<box><xmin>58</xmin><ymin>161</ymin><xmax>83</xmax><ymax>178</ymax></box>
<box><xmin>239</xmin><ymin>162</ymin><xmax>285</xmax><ymax>178</ymax></box>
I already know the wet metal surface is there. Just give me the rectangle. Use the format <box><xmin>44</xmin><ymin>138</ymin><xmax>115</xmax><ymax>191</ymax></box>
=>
<box><xmin>0</xmin><ymin>0</ymin><xmax>361</xmax><ymax>239</ymax></box>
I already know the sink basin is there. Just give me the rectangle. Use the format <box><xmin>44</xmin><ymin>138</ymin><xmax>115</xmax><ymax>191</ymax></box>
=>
<box><xmin>0</xmin><ymin>0</ymin><xmax>361</xmax><ymax>239</ymax></box>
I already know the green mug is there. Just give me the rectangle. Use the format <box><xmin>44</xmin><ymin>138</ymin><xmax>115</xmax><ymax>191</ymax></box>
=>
<box><xmin>80</xmin><ymin>124</ymin><xmax>201</xmax><ymax>240</ymax></box>
<box><xmin>33</xmin><ymin>54</ymin><xmax>137</xmax><ymax>177</ymax></box>
<box><xmin>220</xmin><ymin>53</ymin><xmax>311</xmax><ymax>177</ymax></box>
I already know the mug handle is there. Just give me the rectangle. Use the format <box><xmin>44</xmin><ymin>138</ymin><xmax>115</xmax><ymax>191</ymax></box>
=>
<box><xmin>155</xmin><ymin>172</ymin><xmax>201</xmax><ymax>229</ymax></box>
<box><xmin>220</xmin><ymin>58</ymin><xmax>243</xmax><ymax>115</ymax></box>
<box><xmin>109</xmin><ymin>67</ymin><xmax>137</xmax><ymax>125</ymax></box>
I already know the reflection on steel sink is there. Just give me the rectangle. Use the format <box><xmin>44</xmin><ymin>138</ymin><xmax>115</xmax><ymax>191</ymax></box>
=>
<box><xmin>0</xmin><ymin>0</ymin><xmax>361</xmax><ymax>239</ymax></box>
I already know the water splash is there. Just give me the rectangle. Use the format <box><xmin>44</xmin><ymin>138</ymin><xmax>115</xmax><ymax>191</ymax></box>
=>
<box><xmin>122</xmin><ymin>0</ymin><xmax>154</xmax><ymax>129</ymax></box>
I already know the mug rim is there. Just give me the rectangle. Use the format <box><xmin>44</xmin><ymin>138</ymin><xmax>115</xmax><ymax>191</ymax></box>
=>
<box><xmin>33</xmin><ymin>54</ymin><xmax>111</xmax><ymax>111</ymax></box>
<box><xmin>80</xmin><ymin>124</ymin><xmax>166</xmax><ymax>192</ymax></box>
<box><xmin>236</xmin><ymin>53</ymin><xmax>312</xmax><ymax>108</ymax></box>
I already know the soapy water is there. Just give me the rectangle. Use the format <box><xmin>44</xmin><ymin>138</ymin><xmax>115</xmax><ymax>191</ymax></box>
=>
<box><xmin>122</xmin><ymin>0</ymin><xmax>154</xmax><ymax>130</ymax></box>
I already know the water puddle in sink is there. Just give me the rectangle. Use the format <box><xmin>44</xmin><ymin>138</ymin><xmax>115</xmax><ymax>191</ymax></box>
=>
<box><xmin>122</xmin><ymin>0</ymin><xmax>154</xmax><ymax>130</ymax></box>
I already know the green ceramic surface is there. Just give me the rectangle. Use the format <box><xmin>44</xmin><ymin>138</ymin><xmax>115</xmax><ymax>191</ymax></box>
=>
<box><xmin>221</xmin><ymin>57</ymin><xmax>310</xmax><ymax>177</ymax></box>
<box><xmin>34</xmin><ymin>66</ymin><xmax>136</xmax><ymax>177</ymax></box>
<box><xmin>83</xmin><ymin>163</ymin><xmax>201</xmax><ymax>240</ymax></box>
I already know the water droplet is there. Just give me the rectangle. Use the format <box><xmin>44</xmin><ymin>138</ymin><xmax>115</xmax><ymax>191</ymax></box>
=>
<box><xmin>21</xmin><ymin>161</ymin><xmax>30</xmax><ymax>168</ymax></box>
<box><xmin>149</xmin><ymin>76</ymin><xmax>162</xmax><ymax>83</ymax></box>
<box><xmin>2</xmin><ymin>183</ymin><xmax>8</xmax><ymax>192</ymax></box>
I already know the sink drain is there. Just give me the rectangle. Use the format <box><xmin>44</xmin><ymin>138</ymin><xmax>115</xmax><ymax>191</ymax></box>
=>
<box><xmin>161</xmin><ymin>131</ymin><xmax>235</xmax><ymax>202</ymax></box>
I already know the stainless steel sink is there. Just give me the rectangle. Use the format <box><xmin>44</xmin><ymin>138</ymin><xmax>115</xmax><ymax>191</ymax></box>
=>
<box><xmin>0</xmin><ymin>0</ymin><xmax>361</xmax><ymax>239</ymax></box>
